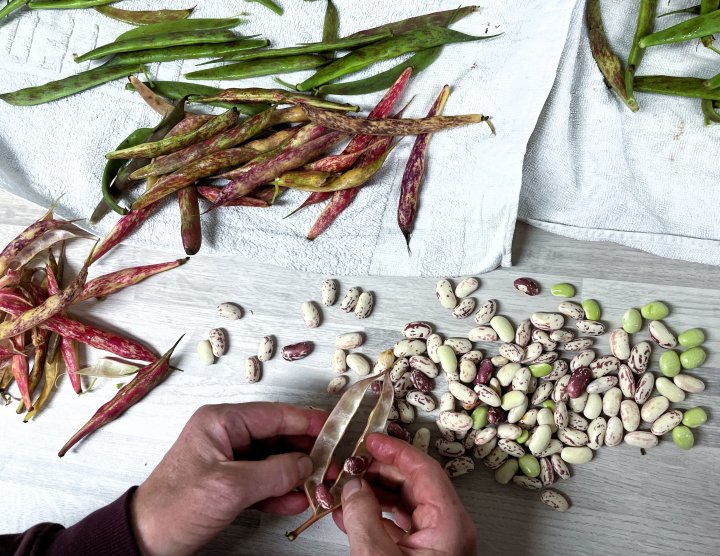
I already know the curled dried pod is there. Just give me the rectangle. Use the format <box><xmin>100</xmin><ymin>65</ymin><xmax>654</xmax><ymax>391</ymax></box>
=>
<box><xmin>513</xmin><ymin>277</ymin><xmax>540</xmax><ymax>296</ymax></box>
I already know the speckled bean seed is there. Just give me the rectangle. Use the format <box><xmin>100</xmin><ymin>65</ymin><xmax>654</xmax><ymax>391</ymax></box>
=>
<box><xmin>540</xmin><ymin>489</ymin><xmax>569</xmax><ymax>512</ymax></box>
<box><xmin>445</xmin><ymin>456</ymin><xmax>474</xmax><ymax>477</ymax></box>
<box><xmin>449</xmin><ymin>382</ymin><xmax>478</xmax><ymax>406</ymax></box>
<box><xmin>397</xmin><ymin>400</ymin><xmax>415</xmax><ymax>424</ymax></box>
<box><xmin>586</xmin><ymin>417</ymin><xmax>606</xmax><ymax>450</ymax></box>
<box><xmin>576</xmin><ymin>319</ymin><xmax>605</xmax><ymax>336</ymax></box>
<box><xmin>474</xmin><ymin>299</ymin><xmax>498</xmax><ymax>325</ymax></box>
<box><xmin>412</xmin><ymin>427</ymin><xmax>431</xmax><ymax>453</ymax></box>
<box><xmin>403</xmin><ymin>321</ymin><xmax>432</xmax><ymax>339</ymax></box>
<box><xmin>438</xmin><ymin>411</ymin><xmax>473</xmax><ymax>432</ymax></box>
<box><xmin>558</xmin><ymin>301</ymin><xmax>584</xmax><ymax>320</ymax></box>
<box><xmin>648</xmin><ymin>320</ymin><xmax>677</xmax><ymax>349</ymax></box>
<box><xmin>624</xmin><ymin>431</ymin><xmax>658</xmax><ymax>449</ymax></box>
<box><xmin>634</xmin><ymin>372</ymin><xmax>655</xmax><ymax>404</ymax></box>
<box><xmin>557</xmin><ymin>427</ymin><xmax>588</xmax><ymax>447</ymax></box>
<box><xmin>354</xmin><ymin>292</ymin><xmax>373</xmax><ymax>319</ymax></box>
<box><xmin>533</xmin><ymin>351</ymin><xmax>559</xmax><ymax>364</ymax></box>
<box><xmin>435</xmin><ymin>439</ymin><xmax>465</xmax><ymax>457</ymax></box>
<box><xmin>459</xmin><ymin>359</ymin><xmax>477</xmax><ymax>383</ymax></box>
<box><xmin>564</xmin><ymin>338</ymin><xmax>594</xmax><ymax>352</ymax></box>
<box><xmin>474</xmin><ymin>426</ymin><xmax>498</xmax><ymax>445</ymax></box>
<box><xmin>620</xmin><ymin>399</ymin><xmax>640</xmax><ymax>432</ymax></box>
<box><xmin>346</xmin><ymin>353</ymin><xmax>371</xmax><ymax>376</ymax></box>
<box><xmin>549</xmin><ymin>329</ymin><xmax>573</xmax><ymax>343</ymax></box>
<box><xmin>569</xmin><ymin>392</ymin><xmax>588</xmax><ymax>413</ymax></box>
<box><xmin>554</xmin><ymin>400</ymin><xmax>568</xmax><ymax>430</ymax></box>
<box><xmin>394</xmin><ymin>339</ymin><xmax>426</xmax><ymax>358</ymax></box>
<box><xmin>258</xmin><ymin>336</ymin><xmax>274</xmax><ymax>362</ymax></box>
<box><xmin>539</xmin><ymin>456</ymin><xmax>555</xmax><ymax>487</ymax></box>
<box><xmin>515</xmin><ymin>319</ymin><xmax>532</xmax><ymax>347</ymax></box>
<box><xmin>586</xmin><ymin>376</ymin><xmax>618</xmax><ymax>395</ymax></box>
<box><xmin>609</xmin><ymin>329</ymin><xmax>630</xmax><ymax>360</ymax></box>
<box><xmin>511</xmin><ymin>367</ymin><xmax>532</xmax><ymax>393</ymax></box>
<box><xmin>497</xmin><ymin>439</ymin><xmax>525</xmax><ymax>459</ymax></box>
<box><xmin>473</xmin><ymin>437</ymin><xmax>497</xmax><ymax>459</ymax></box>
<box><xmin>409</xmin><ymin>355</ymin><xmax>439</xmax><ymax>378</ymax></box>
<box><xmin>566</xmin><ymin>367</ymin><xmax>593</xmax><ymax>398</ymax></box>
<box><xmin>629</xmin><ymin>341</ymin><xmax>652</xmax><ymax>374</ymax></box>
<box><xmin>561</xmin><ymin>446</ymin><xmax>592</xmax><ymax>464</ymax></box>
<box><xmin>546</xmin><ymin>360</ymin><xmax>569</xmax><ymax>381</ymax></box>
<box><xmin>452</xmin><ymin>297</ymin><xmax>476</xmax><ymax>319</ymax></box>
<box><xmin>602</xmin><ymin>387</ymin><xmax>622</xmax><ymax>417</ymax></box>
<box><xmin>550</xmin><ymin>454</ymin><xmax>571</xmax><ymax>480</ymax></box>
<box><xmin>570</xmin><ymin>349</ymin><xmax>595</xmax><ymax>371</ymax></box>
<box><xmin>590</xmin><ymin>355</ymin><xmax>620</xmax><ymax>378</ymax></box>
<box><xmin>245</xmin><ymin>356</ymin><xmax>261</xmax><ymax>383</ymax></box>
<box><xmin>641</xmin><ymin>396</ymin><xmax>670</xmax><ymax>423</ymax></box>
<box><xmin>444</xmin><ymin>338</ymin><xmax>472</xmax><ymax>355</ymax></box>
<box><xmin>553</xmin><ymin>375</ymin><xmax>571</xmax><ymax>403</ymax></box>
<box><xmin>651</xmin><ymin>409</ymin><xmax>683</xmax><ymax>435</ymax></box>
<box><xmin>327</xmin><ymin>375</ymin><xmax>348</xmax><ymax>394</ymax></box>
<box><xmin>208</xmin><ymin>328</ymin><xmax>226</xmax><ymax>357</ymax></box>
<box><xmin>436</xmin><ymin>279</ymin><xmax>457</xmax><ymax>309</ymax></box>
<box><xmin>390</xmin><ymin>357</ymin><xmax>409</xmax><ymax>381</ymax></box>
<box><xmin>483</xmin><ymin>446</ymin><xmax>509</xmax><ymax>470</ymax></box>
<box><xmin>514</xmin><ymin>277</ymin><xmax>540</xmax><ymax>295</ymax></box>
<box><xmin>455</xmin><ymin>277</ymin><xmax>479</xmax><ymax>298</ymax></box>
<box><xmin>673</xmin><ymin>374</ymin><xmax>705</xmax><ymax>393</ymax></box>
<box><xmin>528</xmin><ymin>424</ymin><xmax>552</xmax><ymax>455</ymax></box>
<box><xmin>513</xmin><ymin>475</ymin><xmax>543</xmax><ymax>490</ymax></box>
<box><xmin>320</xmin><ymin>279</ymin><xmax>337</xmax><ymax>306</ymax></box>
<box><xmin>535</xmin><ymin>439</ymin><xmax>564</xmax><ymax>457</ymax></box>
<box><xmin>617</xmin><ymin>364</ymin><xmax>635</xmax><ymax>398</ymax></box>
<box><xmin>491</xmin><ymin>355</ymin><xmax>509</xmax><ymax>367</ymax></box>
<box><xmin>604</xmin><ymin>416</ymin><xmax>623</xmax><ymax>446</ymax></box>
<box><xmin>335</xmin><ymin>332</ymin><xmax>364</xmax><ymax>350</ymax></box>
<box><xmin>499</xmin><ymin>343</ymin><xmax>524</xmax><ymax>363</ymax></box>
<box><xmin>522</xmin><ymin>343</ymin><xmax>543</xmax><ymax>364</ymax></box>
<box><xmin>217</xmin><ymin>302</ymin><xmax>242</xmax><ymax>320</ymax></box>
<box><xmin>531</xmin><ymin>312</ymin><xmax>565</xmax><ymax>331</ymax></box>
<box><xmin>340</xmin><ymin>287</ymin><xmax>361</xmax><ymax>312</ymax></box>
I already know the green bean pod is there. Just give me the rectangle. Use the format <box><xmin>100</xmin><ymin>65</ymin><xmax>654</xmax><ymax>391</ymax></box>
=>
<box><xmin>639</xmin><ymin>9</ymin><xmax>720</xmax><ymax>46</ymax></box>
<box><xmin>586</xmin><ymin>0</ymin><xmax>639</xmax><ymax>112</ymax></box>
<box><xmin>700</xmin><ymin>0</ymin><xmax>720</xmax><ymax>46</ymax></box>
<box><xmin>94</xmin><ymin>5</ymin><xmax>194</xmax><ymax>25</ymax></box>
<box><xmin>274</xmin><ymin>170</ymin><xmax>333</xmax><ymax>188</ymax></box>
<box><xmin>634</xmin><ymin>75</ymin><xmax>720</xmax><ymax>99</ymax></box>
<box><xmin>107</xmin><ymin>39</ymin><xmax>268</xmax><ymax>67</ymax></box>
<box><xmin>245</xmin><ymin>0</ymin><xmax>283</xmax><ymax>16</ymax></box>
<box><xmin>322</xmin><ymin>0</ymin><xmax>339</xmax><ymax>58</ymax></box>
<box><xmin>116</xmin><ymin>16</ymin><xmax>244</xmax><ymax>42</ymax></box>
<box><xmin>701</xmin><ymin>98</ymin><xmax>720</xmax><ymax>124</ymax></box>
<box><xmin>345</xmin><ymin>6</ymin><xmax>479</xmax><ymax>39</ymax></box>
<box><xmin>0</xmin><ymin>64</ymin><xmax>142</xmax><ymax>106</ymax></box>
<box><xmin>297</xmin><ymin>26</ymin><xmax>498</xmax><ymax>91</ymax></box>
<box><xmin>107</xmin><ymin>107</ymin><xmax>239</xmax><ymax>159</ymax></box>
<box><xmin>185</xmin><ymin>54</ymin><xmax>326</xmax><ymax>80</ymax></box>
<box><xmin>659</xmin><ymin>5</ymin><xmax>701</xmax><ymax>18</ymax></box>
<box><xmin>0</xmin><ymin>0</ymin><xmax>29</xmax><ymax>21</ymax></box>
<box><xmin>75</xmin><ymin>30</ymin><xmax>241</xmax><ymax>63</ymax></box>
<box><xmin>28</xmin><ymin>0</ymin><xmax>115</xmax><ymax>9</ymax></box>
<box><xmin>704</xmin><ymin>71</ymin><xmax>720</xmax><ymax>89</ymax></box>
<box><xmin>102</xmin><ymin>127</ymin><xmax>154</xmax><ymax>216</ymax></box>
<box><xmin>626</xmin><ymin>0</ymin><xmax>658</xmax><ymax>104</ymax></box>
<box><xmin>317</xmin><ymin>47</ymin><xmax>440</xmax><ymax>96</ymax></box>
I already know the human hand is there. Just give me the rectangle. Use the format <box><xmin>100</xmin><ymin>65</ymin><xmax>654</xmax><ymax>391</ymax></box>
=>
<box><xmin>333</xmin><ymin>433</ymin><xmax>477</xmax><ymax>555</ymax></box>
<box><xmin>130</xmin><ymin>402</ymin><xmax>327</xmax><ymax>556</ymax></box>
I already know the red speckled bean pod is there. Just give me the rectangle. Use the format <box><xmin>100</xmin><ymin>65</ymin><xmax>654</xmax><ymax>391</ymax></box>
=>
<box><xmin>10</xmin><ymin>333</ymin><xmax>31</xmax><ymax>410</ymax></box>
<box><xmin>90</xmin><ymin>202</ymin><xmax>160</xmax><ymax>264</ymax></box>
<box><xmin>46</xmin><ymin>264</ymin><xmax>81</xmax><ymax>394</ymax></box>
<box><xmin>196</xmin><ymin>186</ymin><xmax>269</xmax><ymax>207</ymax></box>
<box><xmin>0</xmin><ymin>209</ymin><xmax>64</xmax><ymax>276</ymax></box>
<box><xmin>178</xmin><ymin>187</ymin><xmax>202</xmax><ymax>256</ymax></box>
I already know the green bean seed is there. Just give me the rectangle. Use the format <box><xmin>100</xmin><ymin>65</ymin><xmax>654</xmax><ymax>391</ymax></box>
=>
<box><xmin>471</xmin><ymin>406</ymin><xmax>488</xmax><ymax>429</ymax></box>
<box><xmin>541</xmin><ymin>400</ymin><xmax>556</xmax><ymax>411</ymax></box>
<box><xmin>680</xmin><ymin>347</ymin><xmax>706</xmax><ymax>369</ymax></box>
<box><xmin>678</xmin><ymin>328</ymin><xmax>705</xmax><ymax>348</ymax></box>
<box><xmin>582</xmin><ymin>299</ymin><xmax>601</xmax><ymax>321</ymax></box>
<box><xmin>108</xmin><ymin>39</ymin><xmax>269</xmax><ymax>67</ymax></box>
<box><xmin>622</xmin><ymin>308</ymin><xmax>643</xmax><ymax>334</ymax></box>
<box><xmin>0</xmin><ymin>64</ymin><xmax>142</xmax><ymax>106</ymax></box>
<box><xmin>116</xmin><ymin>16</ymin><xmax>244</xmax><ymax>42</ymax></box>
<box><xmin>518</xmin><ymin>454</ymin><xmax>541</xmax><ymax>478</ymax></box>
<box><xmin>94</xmin><ymin>5</ymin><xmax>195</xmax><ymax>25</ymax></box>
<box><xmin>516</xmin><ymin>429</ymin><xmax>529</xmax><ymax>444</ymax></box>
<box><xmin>551</xmin><ymin>283</ymin><xmax>576</xmax><ymax>298</ymax></box>
<box><xmin>682</xmin><ymin>407</ymin><xmax>707</xmax><ymax>428</ymax></box>
<box><xmin>529</xmin><ymin>363</ymin><xmax>553</xmax><ymax>378</ymax></box>
<box><xmin>641</xmin><ymin>301</ymin><xmax>669</xmax><ymax>320</ymax></box>
<box><xmin>185</xmin><ymin>54</ymin><xmax>326</xmax><ymax>81</ymax></box>
<box><xmin>659</xmin><ymin>350</ymin><xmax>682</xmax><ymax>377</ymax></box>
<box><xmin>75</xmin><ymin>30</ymin><xmax>241</xmax><ymax>63</ymax></box>
<box><xmin>672</xmin><ymin>425</ymin><xmax>694</xmax><ymax>450</ymax></box>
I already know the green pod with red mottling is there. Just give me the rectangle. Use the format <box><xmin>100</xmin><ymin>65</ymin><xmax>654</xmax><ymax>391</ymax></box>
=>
<box><xmin>185</xmin><ymin>54</ymin><xmax>327</xmax><ymax>81</ymax></box>
<box><xmin>635</xmin><ymin>75</ymin><xmax>720</xmax><ymax>99</ymax></box>
<box><xmin>109</xmin><ymin>39</ymin><xmax>268</xmax><ymax>67</ymax></box>
<box><xmin>191</xmin><ymin>87</ymin><xmax>358</xmax><ymax>112</ymax></box>
<box><xmin>0</xmin><ymin>210</ymin><xmax>63</xmax><ymax>276</ymax></box>
<box><xmin>10</xmin><ymin>334</ymin><xmax>31</xmax><ymax>411</ymax></box>
<box><xmin>586</xmin><ymin>0</ymin><xmax>639</xmax><ymax>112</ymax></box>
<box><xmin>178</xmin><ymin>187</ymin><xmax>202</xmax><ymax>256</ymax></box>
<box><xmin>58</xmin><ymin>336</ymin><xmax>183</xmax><ymax>457</ymax></box>
<box><xmin>345</xmin><ymin>6</ymin><xmax>479</xmax><ymax>39</ymax></box>
<box><xmin>16</xmin><ymin>327</ymin><xmax>50</xmax><ymax>414</ymax></box>
<box><xmin>95</xmin><ymin>4</ymin><xmax>194</xmax><ymax>25</ymax></box>
<box><xmin>23</xmin><ymin>346</ymin><xmax>61</xmax><ymax>421</ymax></box>
<box><xmin>91</xmin><ymin>203</ymin><xmax>161</xmax><ymax>264</ymax></box>
<box><xmin>197</xmin><ymin>186</ymin><xmax>270</xmax><ymax>207</ymax></box>
<box><xmin>274</xmin><ymin>171</ymin><xmax>333</xmax><ymax>189</ymax></box>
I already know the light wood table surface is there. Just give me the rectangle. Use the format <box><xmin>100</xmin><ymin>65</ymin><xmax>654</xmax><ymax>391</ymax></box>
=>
<box><xmin>0</xmin><ymin>189</ymin><xmax>717</xmax><ymax>556</ymax></box>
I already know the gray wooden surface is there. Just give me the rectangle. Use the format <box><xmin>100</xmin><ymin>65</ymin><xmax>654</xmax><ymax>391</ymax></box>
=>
<box><xmin>0</xmin><ymin>190</ymin><xmax>717</xmax><ymax>556</ymax></box>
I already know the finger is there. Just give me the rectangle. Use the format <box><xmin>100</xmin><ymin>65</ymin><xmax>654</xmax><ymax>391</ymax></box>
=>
<box><xmin>381</xmin><ymin>518</ymin><xmax>408</xmax><ymax>544</ymax></box>
<box><xmin>340</xmin><ymin>478</ymin><xmax>402</xmax><ymax>555</ymax></box>
<box><xmin>225</xmin><ymin>452</ymin><xmax>313</xmax><ymax>509</ymax></box>
<box><xmin>252</xmin><ymin>492</ymin><xmax>309</xmax><ymax>515</ymax></box>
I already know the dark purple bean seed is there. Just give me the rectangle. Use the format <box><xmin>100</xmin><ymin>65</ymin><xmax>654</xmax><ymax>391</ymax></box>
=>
<box><xmin>566</xmin><ymin>367</ymin><xmax>593</xmax><ymax>399</ymax></box>
<box><xmin>386</xmin><ymin>420</ymin><xmax>411</xmax><ymax>442</ymax></box>
<box><xmin>343</xmin><ymin>455</ymin><xmax>369</xmax><ymax>476</ymax></box>
<box><xmin>315</xmin><ymin>483</ymin><xmax>334</xmax><ymax>510</ymax></box>
<box><xmin>474</xmin><ymin>359</ymin><xmax>493</xmax><ymax>385</ymax></box>
<box><xmin>488</xmin><ymin>407</ymin><xmax>507</xmax><ymax>425</ymax></box>
<box><xmin>513</xmin><ymin>277</ymin><xmax>540</xmax><ymax>296</ymax></box>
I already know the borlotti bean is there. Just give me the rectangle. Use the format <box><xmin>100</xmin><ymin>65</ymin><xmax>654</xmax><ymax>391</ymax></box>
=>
<box><xmin>397</xmin><ymin>400</ymin><xmax>415</xmax><ymax>424</ymax></box>
<box><xmin>197</xmin><ymin>340</ymin><xmax>214</xmax><ymax>365</ymax></box>
<box><xmin>624</xmin><ymin>431</ymin><xmax>658</xmax><ymax>449</ymax></box>
<box><xmin>498</xmin><ymin>439</ymin><xmax>525</xmax><ymax>459</ymax></box>
<box><xmin>436</xmin><ymin>439</ymin><xmax>466</xmax><ymax>458</ymax></box>
<box><xmin>501</xmin><ymin>391</ymin><xmax>527</xmax><ymax>411</ymax></box>
<box><xmin>557</xmin><ymin>428</ymin><xmax>588</xmax><ymax>447</ymax></box>
<box><xmin>440</xmin><ymin>391</ymin><xmax>456</xmax><ymax>413</ymax></box>
<box><xmin>245</xmin><ymin>356</ymin><xmax>261</xmax><ymax>383</ymax></box>
<box><xmin>335</xmin><ymin>332</ymin><xmax>364</xmax><ymax>350</ymax></box>
<box><xmin>602</xmin><ymin>388</ymin><xmax>622</xmax><ymax>417</ymax></box>
<box><xmin>554</xmin><ymin>401</ymin><xmax>568</xmax><ymax>430</ymax></box>
<box><xmin>568</xmin><ymin>412</ymin><xmax>589</xmax><ymax>431</ymax></box>
<box><xmin>551</xmin><ymin>454</ymin><xmax>571</xmax><ymax>480</ymax></box>
<box><xmin>515</xmin><ymin>319</ymin><xmax>533</xmax><ymax>347</ymax></box>
<box><xmin>553</xmin><ymin>375</ymin><xmax>572</xmax><ymax>403</ymax></box>
<box><xmin>674</xmin><ymin>374</ymin><xmax>705</xmax><ymax>393</ymax></box>
<box><xmin>439</xmin><ymin>411</ymin><xmax>473</xmax><ymax>432</ymax></box>
<box><xmin>498</xmin><ymin>423</ymin><xmax>523</xmax><ymax>440</ymax></box>
<box><xmin>655</xmin><ymin>377</ymin><xmax>686</xmax><ymax>403</ymax></box>
<box><xmin>651</xmin><ymin>410</ymin><xmax>683</xmax><ymax>435</ymax></box>
<box><xmin>539</xmin><ymin>457</ymin><xmax>555</xmax><ymax>487</ymax></box>
<box><xmin>531</xmin><ymin>382</ymin><xmax>554</xmax><ymax>406</ymax></box>
<box><xmin>394</xmin><ymin>339</ymin><xmax>426</xmax><ymax>358</ymax></box>
<box><xmin>461</xmin><ymin>350</ymin><xmax>484</xmax><ymax>363</ymax></box>
<box><xmin>320</xmin><ymin>279</ymin><xmax>338</xmax><ymax>306</ymax></box>
<box><xmin>393</xmin><ymin>373</ymin><xmax>413</xmax><ymax>399</ymax></box>
<box><xmin>610</xmin><ymin>329</ymin><xmax>631</xmax><ymax>360</ymax></box>
<box><xmin>569</xmin><ymin>392</ymin><xmax>588</xmax><ymax>413</ymax></box>
<box><xmin>558</xmin><ymin>301</ymin><xmax>585</xmax><ymax>320</ymax></box>
<box><xmin>641</xmin><ymin>396</ymin><xmax>670</xmax><ymax>423</ymax></box>
<box><xmin>483</xmin><ymin>446</ymin><xmax>509</xmax><ymax>470</ymax></box>
<box><xmin>629</xmin><ymin>341</ymin><xmax>652</xmax><ymax>374</ymax></box>
<box><xmin>535</xmin><ymin>439</ymin><xmax>564</xmax><ymax>457</ymax></box>
<box><xmin>533</xmin><ymin>329</ymin><xmax>557</xmax><ymax>350</ymax></box>
<box><xmin>560</xmin><ymin>446</ymin><xmax>593</xmax><ymax>464</ymax></box>
<box><xmin>374</xmin><ymin>349</ymin><xmax>395</xmax><ymax>373</ymax></box>
<box><xmin>474</xmin><ymin>299</ymin><xmax>498</xmax><ymax>325</ymax></box>
<box><xmin>388</xmin><ymin>406</ymin><xmax>399</xmax><ymax>421</ymax></box>
<box><xmin>390</xmin><ymin>357</ymin><xmax>409</xmax><ymax>381</ymax></box>
<box><xmin>449</xmin><ymin>382</ymin><xmax>478</xmax><ymax>406</ymax></box>
<box><xmin>570</xmin><ymin>349</ymin><xmax>595</xmax><ymax>371</ymax></box>
<box><xmin>564</xmin><ymin>338</ymin><xmax>594</xmax><ymax>352</ymax></box>
<box><xmin>475</xmin><ymin>359</ymin><xmax>494</xmax><ymax>384</ymax></box>
<box><xmin>354</xmin><ymin>292</ymin><xmax>373</xmax><ymax>319</ymax></box>
<box><xmin>536</xmin><ymin>407</ymin><xmax>554</xmax><ymax>427</ymax></box>
<box><xmin>258</xmin><ymin>336</ymin><xmax>274</xmax><ymax>362</ymax></box>
<box><xmin>546</xmin><ymin>360</ymin><xmax>569</xmax><ymax>381</ymax></box>
<box><xmin>208</xmin><ymin>328</ymin><xmax>226</xmax><ymax>357</ymax></box>
<box><xmin>618</xmin><ymin>364</ymin><xmax>636</xmax><ymax>398</ymax></box>
<box><xmin>514</xmin><ymin>277</ymin><xmax>540</xmax><ymax>296</ymax></box>
<box><xmin>412</xmin><ymin>428</ymin><xmax>431</xmax><ymax>453</ymax></box>
<box><xmin>511</xmin><ymin>367</ymin><xmax>532</xmax><ymax>393</ymax></box>
<box><xmin>496</xmin><ymin>362</ymin><xmax>520</xmax><ymax>387</ymax></box>
<box><xmin>474</xmin><ymin>437</ymin><xmax>497</xmax><ymax>459</ymax></box>
<box><xmin>575</xmin><ymin>319</ymin><xmax>605</xmax><ymax>336</ymax></box>
<box><xmin>491</xmin><ymin>355</ymin><xmax>509</xmax><ymax>366</ymax></box>
<box><xmin>634</xmin><ymin>373</ymin><xmax>655</xmax><ymax>404</ymax></box>
<box><xmin>217</xmin><ymin>302</ymin><xmax>242</xmax><ymax>320</ymax></box>
<box><xmin>426</xmin><ymin>334</ymin><xmax>443</xmax><ymax>363</ymax></box>
<box><xmin>540</xmin><ymin>489</ymin><xmax>569</xmax><ymax>512</ymax></box>
<box><xmin>436</xmin><ymin>279</ymin><xmax>457</xmax><ymax>309</ymax></box>
<box><xmin>531</xmin><ymin>312</ymin><xmax>565</xmax><ymax>331</ymax></box>
<box><xmin>301</xmin><ymin>301</ymin><xmax>321</xmax><ymax>328</ymax></box>
<box><xmin>648</xmin><ymin>320</ymin><xmax>677</xmax><ymax>349</ymax></box>
<box><xmin>346</xmin><ymin>353</ymin><xmax>371</xmax><ymax>376</ymax></box>
<box><xmin>463</xmin><ymin>429</ymin><xmax>478</xmax><ymax>450</ymax></box>
<box><xmin>586</xmin><ymin>417</ymin><xmax>606</xmax><ymax>450</ymax></box>
<box><xmin>586</xmin><ymin>376</ymin><xmax>618</xmax><ymax>395</ymax></box>
<box><xmin>522</xmin><ymin>343</ymin><xmax>543</xmax><ymax>364</ymax></box>
<box><xmin>403</xmin><ymin>321</ymin><xmax>433</xmax><ymax>339</ymax></box>
<box><xmin>490</xmin><ymin>316</ymin><xmax>515</xmax><ymax>343</ymax></box>
<box><xmin>445</xmin><ymin>338</ymin><xmax>473</xmax><ymax>355</ymax></box>
<box><xmin>340</xmin><ymin>287</ymin><xmax>361</xmax><ymax>312</ymax></box>
<box><xmin>499</xmin><ymin>343</ymin><xmax>524</xmax><ymax>363</ymax></box>
<box><xmin>409</xmin><ymin>355</ymin><xmax>439</xmax><ymax>378</ymax></box>
<box><xmin>566</xmin><ymin>367</ymin><xmax>592</xmax><ymax>398</ymax></box>
<box><xmin>327</xmin><ymin>375</ymin><xmax>348</xmax><ymax>394</ymax></box>
<box><xmin>474</xmin><ymin>384</ymin><xmax>501</xmax><ymax>407</ymax></box>
<box><xmin>590</xmin><ymin>355</ymin><xmax>620</xmax><ymax>378</ymax></box>
<box><xmin>468</xmin><ymin>326</ymin><xmax>498</xmax><ymax>342</ymax></box>
<box><xmin>459</xmin><ymin>359</ymin><xmax>478</xmax><ymax>383</ymax></box>
<box><xmin>474</xmin><ymin>427</ymin><xmax>498</xmax><ymax>446</ymax></box>
<box><xmin>604</xmin><ymin>416</ymin><xmax>624</xmax><ymax>446</ymax></box>
<box><xmin>445</xmin><ymin>456</ymin><xmax>474</xmax><ymax>478</ymax></box>
<box><xmin>410</xmin><ymin>370</ymin><xmax>433</xmax><ymax>393</ymax></box>
<box><xmin>528</xmin><ymin>424</ymin><xmax>552</xmax><ymax>455</ymax></box>
<box><xmin>533</xmin><ymin>351</ymin><xmax>559</xmax><ymax>364</ymax></box>
<box><xmin>437</xmin><ymin>345</ymin><xmax>458</xmax><ymax>374</ymax></box>
<box><xmin>549</xmin><ymin>329</ymin><xmax>573</xmax><ymax>344</ymax></box>
<box><xmin>452</xmin><ymin>297</ymin><xmax>476</xmax><ymax>319</ymax></box>
<box><xmin>513</xmin><ymin>476</ymin><xmax>543</xmax><ymax>490</ymax></box>
<box><xmin>583</xmin><ymin>393</ymin><xmax>603</xmax><ymax>420</ymax></box>
<box><xmin>620</xmin><ymin>400</ymin><xmax>640</xmax><ymax>432</ymax></box>
<box><xmin>455</xmin><ymin>277</ymin><xmax>480</xmax><ymax>298</ymax></box>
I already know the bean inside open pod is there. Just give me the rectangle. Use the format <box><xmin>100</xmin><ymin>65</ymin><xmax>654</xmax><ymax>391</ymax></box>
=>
<box><xmin>287</xmin><ymin>368</ymin><xmax>394</xmax><ymax>541</ymax></box>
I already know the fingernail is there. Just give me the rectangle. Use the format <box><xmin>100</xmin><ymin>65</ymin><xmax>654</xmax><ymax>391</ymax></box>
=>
<box><xmin>343</xmin><ymin>477</ymin><xmax>362</xmax><ymax>499</ymax></box>
<box><xmin>297</xmin><ymin>455</ymin><xmax>313</xmax><ymax>478</ymax></box>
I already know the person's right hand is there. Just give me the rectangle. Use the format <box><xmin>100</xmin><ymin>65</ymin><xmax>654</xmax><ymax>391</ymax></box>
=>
<box><xmin>332</xmin><ymin>433</ymin><xmax>477</xmax><ymax>555</ymax></box>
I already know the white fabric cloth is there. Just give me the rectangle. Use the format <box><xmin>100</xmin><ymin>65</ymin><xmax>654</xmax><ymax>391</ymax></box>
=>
<box><xmin>521</xmin><ymin>0</ymin><xmax>720</xmax><ymax>266</ymax></box>
<box><xmin>0</xmin><ymin>0</ymin><xmax>576</xmax><ymax>276</ymax></box>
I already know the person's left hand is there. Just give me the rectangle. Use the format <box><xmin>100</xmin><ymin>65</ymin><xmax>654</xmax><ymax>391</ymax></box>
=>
<box><xmin>129</xmin><ymin>402</ymin><xmax>327</xmax><ymax>556</ymax></box>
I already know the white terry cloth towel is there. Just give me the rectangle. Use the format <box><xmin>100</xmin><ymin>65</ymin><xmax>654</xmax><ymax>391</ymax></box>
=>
<box><xmin>520</xmin><ymin>0</ymin><xmax>720</xmax><ymax>266</ymax></box>
<box><xmin>0</xmin><ymin>0</ymin><xmax>576</xmax><ymax>276</ymax></box>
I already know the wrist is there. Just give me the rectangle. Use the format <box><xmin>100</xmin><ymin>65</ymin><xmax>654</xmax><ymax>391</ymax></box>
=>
<box><xmin>129</xmin><ymin>484</ymin><xmax>163</xmax><ymax>556</ymax></box>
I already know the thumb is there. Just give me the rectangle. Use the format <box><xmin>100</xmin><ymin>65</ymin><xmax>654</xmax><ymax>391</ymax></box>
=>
<box><xmin>341</xmin><ymin>478</ymin><xmax>398</xmax><ymax>554</ymax></box>
<box><xmin>229</xmin><ymin>453</ymin><xmax>313</xmax><ymax>509</ymax></box>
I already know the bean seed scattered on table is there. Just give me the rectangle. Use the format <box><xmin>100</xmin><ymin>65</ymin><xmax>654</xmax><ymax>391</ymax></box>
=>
<box><xmin>436</xmin><ymin>279</ymin><xmax>457</xmax><ymax>309</ymax></box>
<box><xmin>217</xmin><ymin>302</ymin><xmax>242</xmax><ymax>320</ymax></box>
<box><xmin>455</xmin><ymin>277</ymin><xmax>479</xmax><ymax>298</ymax></box>
<box><xmin>513</xmin><ymin>277</ymin><xmax>540</xmax><ymax>296</ymax></box>
<box><xmin>208</xmin><ymin>328</ymin><xmax>226</xmax><ymax>357</ymax></box>
<box><xmin>258</xmin><ymin>336</ymin><xmax>274</xmax><ymax>361</ymax></box>
<box><xmin>641</xmin><ymin>301</ymin><xmax>669</xmax><ymax>320</ymax></box>
<box><xmin>320</xmin><ymin>279</ymin><xmax>338</xmax><ymax>306</ymax></box>
<box><xmin>551</xmin><ymin>283</ymin><xmax>575</xmax><ymax>298</ymax></box>
<box><xmin>197</xmin><ymin>340</ymin><xmax>214</xmax><ymax>365</ymax></box>
<box><xmin>678</xmin><ymin>328</ymin><xmax>705</xmax><ymax>348</ymax></box>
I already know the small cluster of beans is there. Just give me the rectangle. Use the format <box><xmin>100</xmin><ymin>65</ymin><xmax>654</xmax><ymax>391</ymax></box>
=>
<box><xmin>383</xmin><ymin>277</ymin><xmax>710</xmax><ymax>513</ymax></box>
<box><xmin>196</xmin><ymin>303</ymin><xmax>241</xmax><ymax>365</ymax></box>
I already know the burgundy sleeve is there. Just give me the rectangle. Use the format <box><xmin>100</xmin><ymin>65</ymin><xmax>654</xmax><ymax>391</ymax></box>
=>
<box><xmin>0</xmin><ymin>487</ymin><xmax>142</xmax><ymax>556</ymax></box>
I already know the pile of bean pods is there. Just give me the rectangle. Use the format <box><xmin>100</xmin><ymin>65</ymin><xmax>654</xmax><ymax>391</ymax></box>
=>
<box><xmin>0</xmin><ymin>209</ymin><xmax>186</xmax><ymax>455</ymax></box>
<box><xmin>588</xmin><ymin>0</ymin><xmax>720</xmax><ymax>124</ymax></box>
